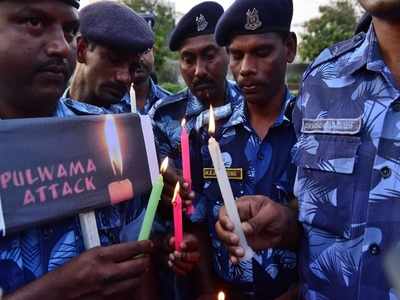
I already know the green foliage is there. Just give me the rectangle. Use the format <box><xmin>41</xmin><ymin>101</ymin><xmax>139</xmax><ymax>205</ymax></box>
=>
<box><xmin>299</xmin><ymin>0</ymin><xmax>357</xmax><ymax>62</ymax></box>
<box><xmin>161</xmin><ymin>82</ymin><xmax>185</xmax><ymax>94</ymax></box>
<box><xmin>122</xmin><ymin>0</ymin><xmax>178</xmax><ymax>71</ymax></box>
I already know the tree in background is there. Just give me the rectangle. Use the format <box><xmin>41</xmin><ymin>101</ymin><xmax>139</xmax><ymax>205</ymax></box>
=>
<box><xmin>299</xmin><ymin>0</ymin><xmax>357</xmax><ymax>62</ymax></box>
<box><xmin>122</xmin><ymin>0</ymin><xmax>181</xmax><ymax>85</ymax></box>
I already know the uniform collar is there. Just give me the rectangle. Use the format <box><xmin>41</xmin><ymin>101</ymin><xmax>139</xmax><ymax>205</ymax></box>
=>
<box><xmin>61</xmin><ymin>88</ymin><xmax>112</xmax><ymax>115</ymax></box>
<box><xmin>222</xmin><ymin>86</ymin><xmax>293</xmax><ymax>130</ymax></box>
<box><xmin>190</xmin><ymin>80</ymin><xmax>243</xmax><ymax>131</ymax></box>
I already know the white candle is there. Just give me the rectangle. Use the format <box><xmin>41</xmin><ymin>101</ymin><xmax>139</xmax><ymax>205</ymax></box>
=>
<box><xmin>79</xmin><ymin>211</ymin><xmax>100</xmax><ymax>249</ymax></box>
<box><xmin>208</xmin><ymin>106</ymin><xmax>254</xmax><ymax>261</ymax></box>
<box><xmin>130</xmin><ymin>84</ymin><xmax>137</xmax><ymax>113</ymax></box>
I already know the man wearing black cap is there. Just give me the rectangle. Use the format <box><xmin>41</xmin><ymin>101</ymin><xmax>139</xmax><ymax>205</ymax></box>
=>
<box><xmin>64</xmin><ymin>1</ymin><xmax>156</xmax><ymax>114</ymax></box>
<box><xmin>150</xmin><ymin>2</ymin><xmax>242</xmax><ymax>299</ymax></box>
<box><xmin>131</xmin><ymin>13</ymin><xmax>171</xmax><ymax>115</ymax></box>
<box><xmin>195</xmin><ymin>0</ymin><xmax>299</xmax><ymax>298</ymax></box>
<box><xmin>0</xmin><ymin>1</ymin><xmax>154</xmax><ymax>298</ymax></box>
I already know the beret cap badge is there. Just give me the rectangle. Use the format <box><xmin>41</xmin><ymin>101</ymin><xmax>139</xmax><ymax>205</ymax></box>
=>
<box><xmin>196</xmin><ymin>14</ymin><xmax>209</xmax><ymax>32</ymax></box>
<box><xmin>244</xmin><ymin>8</ymin><xmax>262</xmax><ymax>31</ymax></box>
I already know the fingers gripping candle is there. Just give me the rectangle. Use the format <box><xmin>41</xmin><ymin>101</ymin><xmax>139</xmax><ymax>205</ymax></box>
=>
<box><xmin>207</xmin><ymin>106</ymin><xmax>254</xmax><ymax>261</ymax></box>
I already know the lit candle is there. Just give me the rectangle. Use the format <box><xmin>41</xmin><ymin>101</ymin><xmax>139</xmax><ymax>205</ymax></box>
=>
<box><xmin>181</xmin><ymin>119</ymin><xmax>191</xmax><ymax>189</ymax></box>
<box><xmin>218</xmin><ymin>291</ymin><xmax>225</xmax><ymax>300</ymax></box>
<box><xmin>130</xmin><ymin>84</ymin><xmax>137</xmax><ymax>113</ymax></box>
<box><xmin>180</xmin><ymin>119</ymin><xmax>194</xmax><ymax>214</ymax></box>
<box><xmin>172</xmin><ymin>182</ymin><xmax>183</xmax><ymax>250</ymax></box>
<box><xmin>138</xmin><ymin>157</ymin><xmax>169</xmax><ymax>241</ymax></box>
<box><xmin>207</xmin><ymin>106</ymin><xmax>254</xmax><ymax>261</ymax></box>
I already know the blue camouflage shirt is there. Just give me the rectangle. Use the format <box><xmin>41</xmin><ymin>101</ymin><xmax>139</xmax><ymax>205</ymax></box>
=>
<box><xmin>194</xmin><ymin>88</ymin><xmax>298</xmax><ymax>298</ymax></box>
<box><xmin>293</xmin><ymin>26</ymin><xmax>400</xmax><ymax>300</ymax></box>
<box><xmin>0</xmin><ymin>101</ymin><xmax>145</xmax><ymax>294</ymax></box>
<box><xmin>114</xmin><ymin>79</ymin><xmax>171</xmax><ymax>114</ymax></box>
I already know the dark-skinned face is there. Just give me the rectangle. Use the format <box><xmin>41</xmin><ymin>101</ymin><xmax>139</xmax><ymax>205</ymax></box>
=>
<box><xmin>0</xmin><ymin>0</ymin><xmax>79</xmax><ymax>114</ymax></box>
<box><xmin>133</xmin><ymin>48</ymin><xmax>154</xmax><ymax>85</ymax></box>
<box><xmin>76</xmin><ymin>38</ymin><xmax>141</xmax><ymax>107</ymax></box>
<box><xmin>358</xmin><ymin>0</ymin><xmax>400</xmax><ymax>19</ymax></box>
<box><xmin>228</xmin><ymin>33</ymin><xmax>297</xmax><ymax>105</ymax></box>
<box><xmin>179</xmin><ymin>35</ymin><xmax>228</xmax><ymax>104</ymax></box>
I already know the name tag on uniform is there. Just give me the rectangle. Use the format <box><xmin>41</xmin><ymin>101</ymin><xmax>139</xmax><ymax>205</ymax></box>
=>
<box><xmin>203</xmin><ymin>168</ymin><xmax>243</xmax><ymax>180</ymax></box>
<box><xmin>302</xmin><ymin>118</ymin><xmax>362</xmax><ymax>135</ymax></box>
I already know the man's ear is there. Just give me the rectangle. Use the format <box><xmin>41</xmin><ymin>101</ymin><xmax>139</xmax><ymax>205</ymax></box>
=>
<box><xmin>286</xmin><ymin>32</ymin><xmax>298</xmax><ymax>64</ymax></box>
<box><xmin>76</xmin><ymin>36</ymin><xmax>89</xmax><ymax>64</ymax></box>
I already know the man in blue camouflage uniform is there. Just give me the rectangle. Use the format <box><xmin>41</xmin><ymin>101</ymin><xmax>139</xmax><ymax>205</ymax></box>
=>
<box><xmin>292</xmin><ymin>0</ymin><xmax>400</xmax><ymax>298</ymax></box>
<box><xmin>0</xmin><ymin>1</ymin><xmax>153</xmax><ymax>298</ymax></box>
<box><xmin>195</xmin><ymin>0</ymin><xmax>299</xmax><ymax>298</ymax></box>
<box><xmin>150</xmin><ymin>2</ymin><xmax>240</xmax><ymax>299</ymax></box>
<box><xmin>216</xmin><ymin>0</ymin><xmax>400</xmax><ymax>299</ymax></box>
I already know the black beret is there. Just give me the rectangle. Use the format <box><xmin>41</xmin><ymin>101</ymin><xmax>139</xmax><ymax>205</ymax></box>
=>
<box><xmin>140</xmin><ymin>12</ymin><xmax>156</xmax><ymax>30</ymax></box>
<box><xmin>169</xmin><ymin>1</ymin><xmax>224</xmax><ymax>51</ymax></box>
<box><xmin>354</xmin><ymin>13</ymin><xmax>372</xmax><ymax>35</ymax></box>
<box><xmin>61</xmin><ymin>0</ymin><xmax>79</xmax><ymax>8</ymax></box>
<box><xmin>79</xmin><ymin>1</ymin><xmax>154</xmax><ymax>53</ymax></box>
<box><xmin>215</xmin><ymin>0</ymin><xmax>293</xmax><ymax>46</ymax></box>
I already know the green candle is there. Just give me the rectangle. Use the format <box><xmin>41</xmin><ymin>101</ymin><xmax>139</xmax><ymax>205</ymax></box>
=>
<box><xmin>138</xmin><ymin>157</ymin><xmax>168</xmax><ymax>241</ymax></box>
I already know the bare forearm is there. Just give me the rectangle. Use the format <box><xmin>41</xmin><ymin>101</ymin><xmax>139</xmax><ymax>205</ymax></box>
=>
<box><xmin>4</xmin><ymin>272</ymin><xmax>64</xmax><ymax>300</ymax></box>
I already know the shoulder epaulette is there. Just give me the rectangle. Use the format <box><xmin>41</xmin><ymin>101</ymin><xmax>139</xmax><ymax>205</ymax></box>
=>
<box><xmin>303</xmin><ymin>32</ymin><xmax>366</xmax><ymax>80</ymax></box>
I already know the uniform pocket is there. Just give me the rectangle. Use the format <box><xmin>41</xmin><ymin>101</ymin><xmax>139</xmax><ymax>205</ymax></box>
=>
<box><xmin>293</xmin><ymin>134</ymin><xmax>361</xmax><ymax>239</ymax></box>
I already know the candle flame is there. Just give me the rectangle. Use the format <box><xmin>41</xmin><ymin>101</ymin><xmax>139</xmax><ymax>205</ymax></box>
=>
<box><xmin>160</xmin><ymin>157</ymin><xmax>169</xmax><ymax>173</ymax></box>
<box><xmin>218</xmin><ymin>291</ymin><xmax>225</xmax><ymax>300</ymax></box>
<box><xmin>172</xmin><ymin>182</ymin><xmax>180</xmax><ymax>204</ymax></box>
<box><xmin>181</xmin><ymin>118</ymin><xmax>186</xmax><ymax>128</ymax></box>
<box><xmin>104</xmin><ymin>115</ymin><xmax>123</xmax><ymax>176</ymax></box>
<box><xmin>208</xmin><ymin>105</ymin><xmax>215</xmax><ymax>135</ymax></box>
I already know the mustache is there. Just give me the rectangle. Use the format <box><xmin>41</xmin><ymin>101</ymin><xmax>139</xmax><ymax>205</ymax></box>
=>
<box><xmin>35</xmin><ymin>58</ymin><xmax>70</xmax><ymax>77</ymax></box>
<box><xmin>192</xmin><ymin>78</ymin><xmax>214</xmax><ymax>88</ymax></box>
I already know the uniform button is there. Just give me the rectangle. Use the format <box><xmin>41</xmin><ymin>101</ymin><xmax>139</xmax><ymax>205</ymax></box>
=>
<box><xmin>380</xmin><ymin>166</ymin><xmax>392</xmax><ymax>179</ymax></box>
<box><xmin>391</xmin><ymin>101</ymin><xmax>400</xmax><ymax>112</ymax></box>
<box><xmin>369</xmin><ymin>243</ymin><xmax>381</xmax><ymax>256</ymax></box>
<box><xmin>257</xmin><ymin>152</ymin><xmax>264</xmax><ymax>160</ymax></box>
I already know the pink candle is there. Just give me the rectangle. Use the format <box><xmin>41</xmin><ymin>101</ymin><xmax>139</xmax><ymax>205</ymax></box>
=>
<box><xmin>172</xmin><ymin>182</ymin><xmax>183</xmax><ymax>251</ymax></box>
<box><xmin>181</xmin><ymin>119</ymin><xmax>194</xmax><ymax>214</ymax></box>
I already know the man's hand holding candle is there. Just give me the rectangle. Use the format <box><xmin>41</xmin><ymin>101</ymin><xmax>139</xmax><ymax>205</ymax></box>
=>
<box><xmin>5</xmin><ymin>241</ymin><xmax>153</xmax><ymax>300</ymax></box>
<box><xmin>167</xmin><ymin>233</ymin><xmax>200</xmax><ymax>276</ymax></box>
<box><xmin>215</xmin><ymin>195</ymin><xmax>301</xmax><ymax>264</ymax></box>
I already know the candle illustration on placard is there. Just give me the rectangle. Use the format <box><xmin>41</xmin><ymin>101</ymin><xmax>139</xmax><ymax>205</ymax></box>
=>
<box><xmin>104</xmin><ymin>115</ymin><xmax>134</xmax><ymax>204</ymax></box>
<box><xmin>208</xmin><ymin>106</ymin><xmax>254</xmax><ymax>261</ymax></box>
<box><xmin>172</xmin><ymin>182</ymin><xmax>183</xmax><ymax>251</ymax></box>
